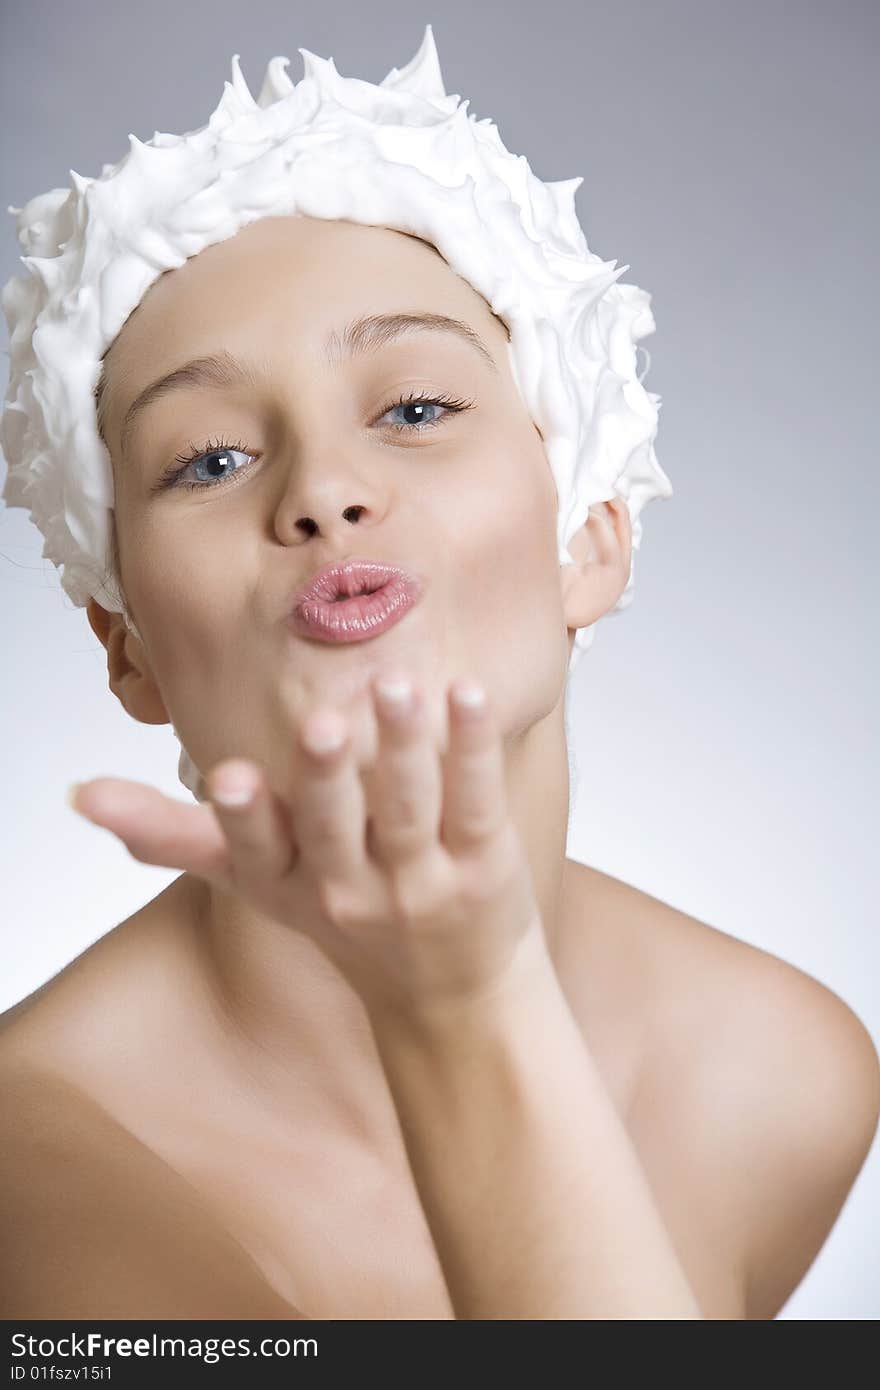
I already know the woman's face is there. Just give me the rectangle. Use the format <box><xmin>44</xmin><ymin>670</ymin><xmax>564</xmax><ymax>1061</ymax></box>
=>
<box><xmin>100</xmin><ymin>214</ymin><xmax>570</xmax><ymax>782</ymax></box>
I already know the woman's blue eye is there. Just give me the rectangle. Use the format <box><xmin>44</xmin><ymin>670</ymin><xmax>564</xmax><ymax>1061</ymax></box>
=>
<box><xmin>156</xmin><ymin>389</ymin><xmax>475</xmax><ymax>493</ymax></box>
<box><xmin>381</xmin><ymin>398</ymin><xmax>446</xmax><ymax>429</ymax></box>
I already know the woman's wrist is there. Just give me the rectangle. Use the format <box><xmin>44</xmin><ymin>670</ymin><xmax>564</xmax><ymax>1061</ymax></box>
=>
<box><xmin>364</xmin><ymin>920</ymin><xmax>559</xmax><ymax>1056</ymax></box>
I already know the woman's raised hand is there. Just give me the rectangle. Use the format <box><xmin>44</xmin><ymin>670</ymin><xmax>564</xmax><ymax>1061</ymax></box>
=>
<box><xmin>69</xmin><ymin>672</ymin><xmax>548</xmax><ymax>1021</ymax></box>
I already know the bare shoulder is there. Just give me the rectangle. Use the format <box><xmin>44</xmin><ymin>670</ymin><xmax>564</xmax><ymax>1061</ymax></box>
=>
<box><xmin>0</xmin><ymin>873</ymin><xmax>196</xmax><ymax>1074</ymax></box>
<box><xmin>562</xmin><ymin>858</ymin><xmax>880</xmax><ymax>1319</ymax></box>
<box><xmin>0</xmin><ymin>884</ymin><xmax>303</xmax><ymax>1317</ymax></box>
<box><xmin>0</xmin><ymin>1057</ymin><xmax>305</xmax><ymax>1319</ymax></box>
<box><xmin>736</xmin><ymin>969</ymin><xmax>880</xmax><ymax>1318</ymax></box>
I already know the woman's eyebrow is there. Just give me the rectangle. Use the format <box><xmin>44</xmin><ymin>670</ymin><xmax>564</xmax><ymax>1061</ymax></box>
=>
<box><xmin>118</xmin><ymin>312</ymin><xmax>497</xmax><ymax>458</ymax></box>
<box><xmin>326</xmin><ymin>311</ymin><xmax>498</xmax><ymax>372</ymax></box>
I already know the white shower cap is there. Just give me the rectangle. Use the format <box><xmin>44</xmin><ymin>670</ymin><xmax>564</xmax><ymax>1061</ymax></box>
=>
<box><xmin>0</xmin><ymin>23</ymin><xmax>671</xmax><ymax>801</ymax></box>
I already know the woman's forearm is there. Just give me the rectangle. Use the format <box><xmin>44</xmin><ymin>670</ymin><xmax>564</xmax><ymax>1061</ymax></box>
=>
<box><xmin>368</xmin><ymin>933</ymin><xmax>703</xmax><ymax>1320</ymax></box>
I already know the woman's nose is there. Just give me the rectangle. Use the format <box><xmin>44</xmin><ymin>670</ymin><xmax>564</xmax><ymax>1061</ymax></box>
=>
<box><xmin>271</xmin><ymin>436</ymin><xmax>391</xmax><ymax>545</ymax></box>
<box><xmin>293</xmin><ymin>502</ymin><xmax>368</xmax><ymax>538</ymax></box>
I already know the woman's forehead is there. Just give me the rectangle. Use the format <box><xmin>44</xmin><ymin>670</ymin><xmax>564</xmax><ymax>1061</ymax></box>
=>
<box><xmin>106</xmin><ymin>216</ymin><xmax>508</xmax><ymax>381</ymax></box>
<box><xmin>162</xmin><ymin>214</ymin><xmax>448</xmax><ymax>288</ymax></box>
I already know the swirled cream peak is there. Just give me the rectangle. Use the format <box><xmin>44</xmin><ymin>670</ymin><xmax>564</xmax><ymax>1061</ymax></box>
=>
<box><xmin>0</xmin><ymin>21</ymin><xmax>670</xmax><ymax>678</ymax></box>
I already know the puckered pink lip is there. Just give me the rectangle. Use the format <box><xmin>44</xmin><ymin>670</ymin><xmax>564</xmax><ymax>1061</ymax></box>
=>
<box><xmin>287</xmin><ymin>560</ymin><xmax>425</xmax><ymax>645</ymax></box>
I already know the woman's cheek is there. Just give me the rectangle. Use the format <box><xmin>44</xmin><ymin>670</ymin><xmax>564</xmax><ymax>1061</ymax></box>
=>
<box><xmin>449</xmin><ymin>446</ymin><xmax>562</xmax><ymax>694</ymax></box>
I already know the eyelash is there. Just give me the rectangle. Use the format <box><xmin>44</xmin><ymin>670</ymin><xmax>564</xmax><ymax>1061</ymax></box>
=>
<box><xmin>155</xmin><ymin>389</ymin><xmax>475</xmax><ymax>493</ymax></box>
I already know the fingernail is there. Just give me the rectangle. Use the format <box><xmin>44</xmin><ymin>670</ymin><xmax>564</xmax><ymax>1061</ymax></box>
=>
<box><xmin>452</xmin><ymin>679</ymin><xmax>486</xmax><ymax>712</ymax></box>
<box><xmin>302</xmin><ymin>712</ymin><xmax>347</xmax><ymax>754</ymax></box>
<box><xmin>67</xmin><ymin>782</ymin><xmax>99</xmax><ymax>823</ymax></box>
<box><xmin>375</xmin><ymin>674</ymin><xmax>414</xmax><ymax>713</ymax></box>
<box><xmin>212</xmin><ymin>768</ymin><xmax>258</xmax><ymax>807</ymax></box>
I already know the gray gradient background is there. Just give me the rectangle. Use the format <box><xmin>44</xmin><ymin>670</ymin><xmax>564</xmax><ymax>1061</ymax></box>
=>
<box><xmin>1</xmin><ymin>0</ymin><xmax>877</xmax><ymax>1318</ymax></box>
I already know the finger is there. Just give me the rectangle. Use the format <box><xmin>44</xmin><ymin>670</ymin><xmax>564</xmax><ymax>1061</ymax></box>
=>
<box><xmin>69</xmin><ymin>777</ymin><xmax>233</xmax><ymax>885</ymax></box>
<box><xmin>292</xmin><ymin>708</ymin><xmax>368</xmax><ymax>881</ymax></box>
<box><xmin>367</xmin><ymin>672</ymin><xmax>442</xmax><ymax>866</ymax></box>
<box><xmin>440</xmin><ymin>679</ymin><xmax>509</xmax><ymax>853</ymax></box>
<box><xmin>206</xmin><ymin>758</ymin><xmax>299</xmax><ymax>884</ymax></box>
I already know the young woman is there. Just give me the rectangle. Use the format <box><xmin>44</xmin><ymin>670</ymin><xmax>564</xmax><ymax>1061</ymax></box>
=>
<box><xmin>2</xmin><ymin>32</ymin><xmax>877</xmax><ymax>1321</ymax></box>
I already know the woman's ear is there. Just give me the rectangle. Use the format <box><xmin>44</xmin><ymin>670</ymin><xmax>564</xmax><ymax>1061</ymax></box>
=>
<box><xmin>559</xmin><ymin>496</ymin><xmax>633</xmax><ymax>634</ymax></box>
<box><xmin>85</xmin><ymin>598</ymin><xmax>169</xmax><ymax>726</ymax></box>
